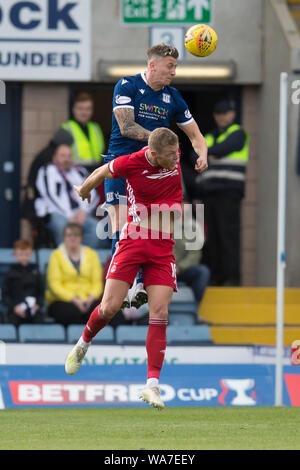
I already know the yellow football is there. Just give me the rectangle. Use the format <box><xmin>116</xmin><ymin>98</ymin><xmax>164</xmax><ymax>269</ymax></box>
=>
<box><xmin>184</xmin><ymin>24</ymin><xmax>218</xmax><ymax>57</ymax></box>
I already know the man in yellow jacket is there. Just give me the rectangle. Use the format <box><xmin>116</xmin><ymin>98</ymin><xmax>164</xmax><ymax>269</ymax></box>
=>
<box><xmin>62</xmin><ymin>91</ymin><xmax>106</xmax><ymax>172</ymax></box>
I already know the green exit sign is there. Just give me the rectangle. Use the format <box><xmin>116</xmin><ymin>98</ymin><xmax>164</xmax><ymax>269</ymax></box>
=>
<box><xmin>122</xmin><ymin>0</ymin><xmax>213</xmax><ymax>25</ymax></box>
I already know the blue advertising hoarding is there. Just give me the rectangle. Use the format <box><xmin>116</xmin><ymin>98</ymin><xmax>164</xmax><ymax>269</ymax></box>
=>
<box><xmin>0</xmin><ymin>364</ymin><xmax>299</xmax><ymax>408</ymax></box>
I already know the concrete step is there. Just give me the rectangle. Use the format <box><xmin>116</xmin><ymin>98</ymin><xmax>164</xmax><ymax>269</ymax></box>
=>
<box><xmin>198</xmin><ymin>287</ymin><xmax>300</xmax><ymax>325</ymax></box>
<box><xmin>210</xmin><ymin>325</ymin><xmax>300</xmax><ymax>346</ymax></box>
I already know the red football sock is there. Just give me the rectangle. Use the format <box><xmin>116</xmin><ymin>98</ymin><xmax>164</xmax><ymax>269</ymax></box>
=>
<box><xmin>82</xmin><ymin>304</ymin><xmax>110</xmax><ymax>343</ymax></box>
<box><xmin>146</xmin><ymin>318</ymin><xmax>168</xmax><ymax>380</ymax></box>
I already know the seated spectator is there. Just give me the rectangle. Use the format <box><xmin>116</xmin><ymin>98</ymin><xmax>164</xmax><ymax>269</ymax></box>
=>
<box><xmin>21</xmin><ymin>128</ymin><xmax>74</xmax><ymax>249</ymax></box>
<box><xmin>26</xmin><ymin>128</ymin><xmax>74</xmax><ymax>202</ymax></box>
<box><xmin>34</xmin><ymin>143</ymin><xmax>106</xmax><ymax>248</ymax></box>
<box><xmin>46</xmin><ymin>223</ymin><xmax>104</xmax><ymax>326</ymax></box>
<box><xmin>2</xmin><ymin>240</ymin><xmax>44</xmax><ymax>326</ymax></box>
<box><xmin>174</xmin><ymin>204</ymin><xmax>210</xmax><ymax>322</ymax></box>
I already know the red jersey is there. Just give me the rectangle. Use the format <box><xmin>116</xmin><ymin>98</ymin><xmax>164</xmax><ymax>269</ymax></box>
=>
<box><xmin>107</xmin><ymin>146</ymin><xmax>183</xmax><ymax>224</ymax></box>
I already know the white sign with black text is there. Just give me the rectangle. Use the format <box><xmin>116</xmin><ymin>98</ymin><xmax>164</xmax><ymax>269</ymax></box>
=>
<box><xmin>0</xmin><ymin>0</ymin><xmax>91</xmax><ymax>81</ymax></box>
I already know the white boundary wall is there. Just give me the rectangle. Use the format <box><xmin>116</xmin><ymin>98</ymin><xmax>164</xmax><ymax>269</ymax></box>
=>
<box><xmin>4</xmin><ymin>344</ymin><xmax>292</xmax><ymax>366</ymax></box>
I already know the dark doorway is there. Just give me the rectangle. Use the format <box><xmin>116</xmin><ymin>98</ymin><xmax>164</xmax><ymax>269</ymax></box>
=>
<box><xmin>69</xmin><ymin>82</ymin><xmax>242</xmax><ymax>154</ymax></box>
<box><xmin>174</xmin><ymin>84</ymin><xmax>242</xmax><ymax>201</ymax></box>
<box><xmin>0</xmin><ymin>83</ymin><xmax>22</xmax><ymax>247</ymax></box>
<box><xmin>68</xmin><ymin>83</ymin><xmax>242</xmax><ymax>201</ymax></box>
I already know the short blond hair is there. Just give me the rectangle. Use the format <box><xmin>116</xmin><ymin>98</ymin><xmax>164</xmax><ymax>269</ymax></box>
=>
<box><xmin>147</xmin><ymin>44</ymin><xmax>179</xmax><ymax>61</ymax></box>
<box><xmin>148</xmin><ymin>127</ymin><xmax>179</xmax><ymax>152</ymax></box>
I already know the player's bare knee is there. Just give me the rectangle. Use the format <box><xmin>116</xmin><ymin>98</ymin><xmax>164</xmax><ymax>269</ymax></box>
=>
<box><xmin>101</xmin><ymin>300</ymin><xmax>119</xmax><ymax>320</ymax></box>
<box><xmin>150</xmin><ymin>305</ymin><xmax>168</xmax><ymax>321</ymax></box>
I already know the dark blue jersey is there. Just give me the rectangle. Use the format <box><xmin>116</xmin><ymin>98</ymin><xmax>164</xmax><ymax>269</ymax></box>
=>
<box><xmin>108</xmin><ymin>71</ymin><xmax>194</xmax><ymax>157</ymax></box>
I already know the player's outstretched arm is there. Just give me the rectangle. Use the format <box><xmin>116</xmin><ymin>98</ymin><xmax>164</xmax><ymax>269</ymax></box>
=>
<box><xmin>74</xmin><ymin>164</ymin><xmax>113</xmax><ymax>202</ymax></box>
<box><xmin>177</xmin><ymin>120</ymin><xmax>208</xmax><ymax>173</ymax></box>
<box><xmin>114</xmin><ymin>107</ymin><xmax>151</xmax><ymax>142</ymax></box>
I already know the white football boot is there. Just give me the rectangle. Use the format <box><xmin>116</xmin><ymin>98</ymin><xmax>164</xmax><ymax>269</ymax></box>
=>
<box><xmin>65</xmin><ymin>337</ymin><xmax>90</xmax><ymax>375</ymax></box>
<box><xmin>131</xmin><ymin>283</ymin><xmax>148</xmax><ymax>309</ymax></box>
<box><xmin>121</xmin><ymin>294</ymin><xmax>130</xmax><ymax>310</ymax></box>
<box><xmin>140</xmin><ymin>386</ymin><xmax>165</xmax><ymax>410</ymax></box>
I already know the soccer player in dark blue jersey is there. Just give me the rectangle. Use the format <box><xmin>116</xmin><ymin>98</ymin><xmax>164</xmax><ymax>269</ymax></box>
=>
<box><xmin>103</xmin><ymin>43</ymin><xmax>208</xmax><ymax>308</ymax></box>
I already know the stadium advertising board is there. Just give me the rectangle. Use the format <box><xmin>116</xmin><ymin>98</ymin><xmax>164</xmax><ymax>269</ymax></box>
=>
<box><xmin>4</xmin><ymin>344</ymin><xmax>255</xmax><ymax>365</ymax></box>
<box><xmin>0</xmin><ymin>0</ymin><xmax>91</xmax><ymax>81</ymax></box>
<box><xmin>1</xmin><ymin>364</ymin><xmax>299</xmax><ymax>409</ymax></box>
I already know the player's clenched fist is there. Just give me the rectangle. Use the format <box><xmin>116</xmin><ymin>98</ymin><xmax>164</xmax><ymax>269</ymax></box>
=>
<box><xmin>195</xmin><ymin>156</ymin><xmax>208</xmax><ymax>173</ymax></box>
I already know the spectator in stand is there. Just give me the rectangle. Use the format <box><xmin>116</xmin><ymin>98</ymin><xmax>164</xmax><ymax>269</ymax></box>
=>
<box><xmin>46</xmin><ymin>223</ymin><xmax>104</xmax><ymax>326</ymax></box>
<box><xmin>193</xmin><ymin>99</ymin><xmax>250</xmax><ymax>286</ymax></box>
<box><xmin>173</xmin><ymin>204</ymin><xmax>210</xmax><ymax>321</ymax></box>
<box><xmin>21</xmin><ymin>128</ymin><xmax>74</xmax><ymax>248</ymax></box>
<box><xmin>34</xmin><ymin>143</ymin><xmax>107</xmax><ymax>248</ymax></box>
<box><xmin>62</xmin><ymin>91</ymin><xmax>106</xmax><ymax>172</ymax></box>
<box><xmin>25</xmin><ymin>128</ymin><xmax>74</xmax><ymax>201</ymax></box>
<box><xmin>2</xmin><ymin>240</ymin><xmax>44</xmax><ymax>326</ymax></box>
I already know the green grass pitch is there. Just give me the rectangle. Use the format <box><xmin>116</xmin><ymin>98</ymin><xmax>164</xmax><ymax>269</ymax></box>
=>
<box><xmin>0</xmin><ymin>407</ymin><xmax>300</xmax><ymax>450</ymax></box>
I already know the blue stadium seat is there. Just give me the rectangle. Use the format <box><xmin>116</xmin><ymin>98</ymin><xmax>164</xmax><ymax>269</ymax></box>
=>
<box><xmin>0</xmin><ymin>324</ymin><xmax>17</xmax><ymax>342</ymax></box>
<box><xmin>166</xmin><ymin>325</ymin><xmax>212</xmax><ymax>345</ymax></box>
<box><xmin>37</xmin><ymin>248</ymin><xmax>54</xmax><ymax>275</ymax></box>
<box><xmin>18</xmin><ymin>324</ymin><xmax>65</xmax><ymax>343</ymax></box>
<box><xmin>115</xmin><ymin>325</ymin><xmax>148</xmax><ymax>345</ymax></box>
<box><xmin>172</xmin><ymin>287</ymin><xmax>195</xmax><ymax>303</ymax></box>
<box><xmin>168</xmin><ymin>313</ymin><xmax>196</xmax><ymax>326</ymax></box>
<box><xmin>66</xmin><ymin>324</ymin><xmax>115</xmax><ymax>344</ymax></box>
<box><xmin>95</xmin><ymin>249</ymin><xmax>111</xmax><ymax>266</ymax></box>
<box><xmin>169</xmin><ymin>302</ymin><xmax>197</xmax><ymax>315</ymax></box>
<box><xmin>66</xmin><ymin>324</ymin><xmax>85</xmax><ymax>343</ymax></box>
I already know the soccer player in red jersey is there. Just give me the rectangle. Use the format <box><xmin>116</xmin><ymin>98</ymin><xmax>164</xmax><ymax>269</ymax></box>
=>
<box><xmin>65</xmin><ymin>127</ymin><xmax>201</xmax><ymax>409</ymax></box>
<box><xmin>106</xmin><ymin>44</ymin><xmax>208</xmax><ymax>309</ymax></box>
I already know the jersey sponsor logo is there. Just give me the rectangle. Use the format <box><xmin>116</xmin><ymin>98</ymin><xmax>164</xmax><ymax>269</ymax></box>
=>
<box><xmin>162</xmin><ymin>93</ymin><xmax>171</xmax><ymax>103</ymax></box>
<box><xmin>146</xmin><ymin>168</ymin><xmax>179</xmax><ymax>179</ymax></box>
<box><xmin>115</xmin><ymin>95</ymin><xmax>132</xmax><ymax>105</ymax></box>
<box><xmin>139</xmin><ymin>103</ymin><xmax>168</xmax><ymax>117</ymax></box>
<box><xmin>184</xmin><ymin>109</ymin><xmax>192</xmax><ymax>119</ymax></box>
